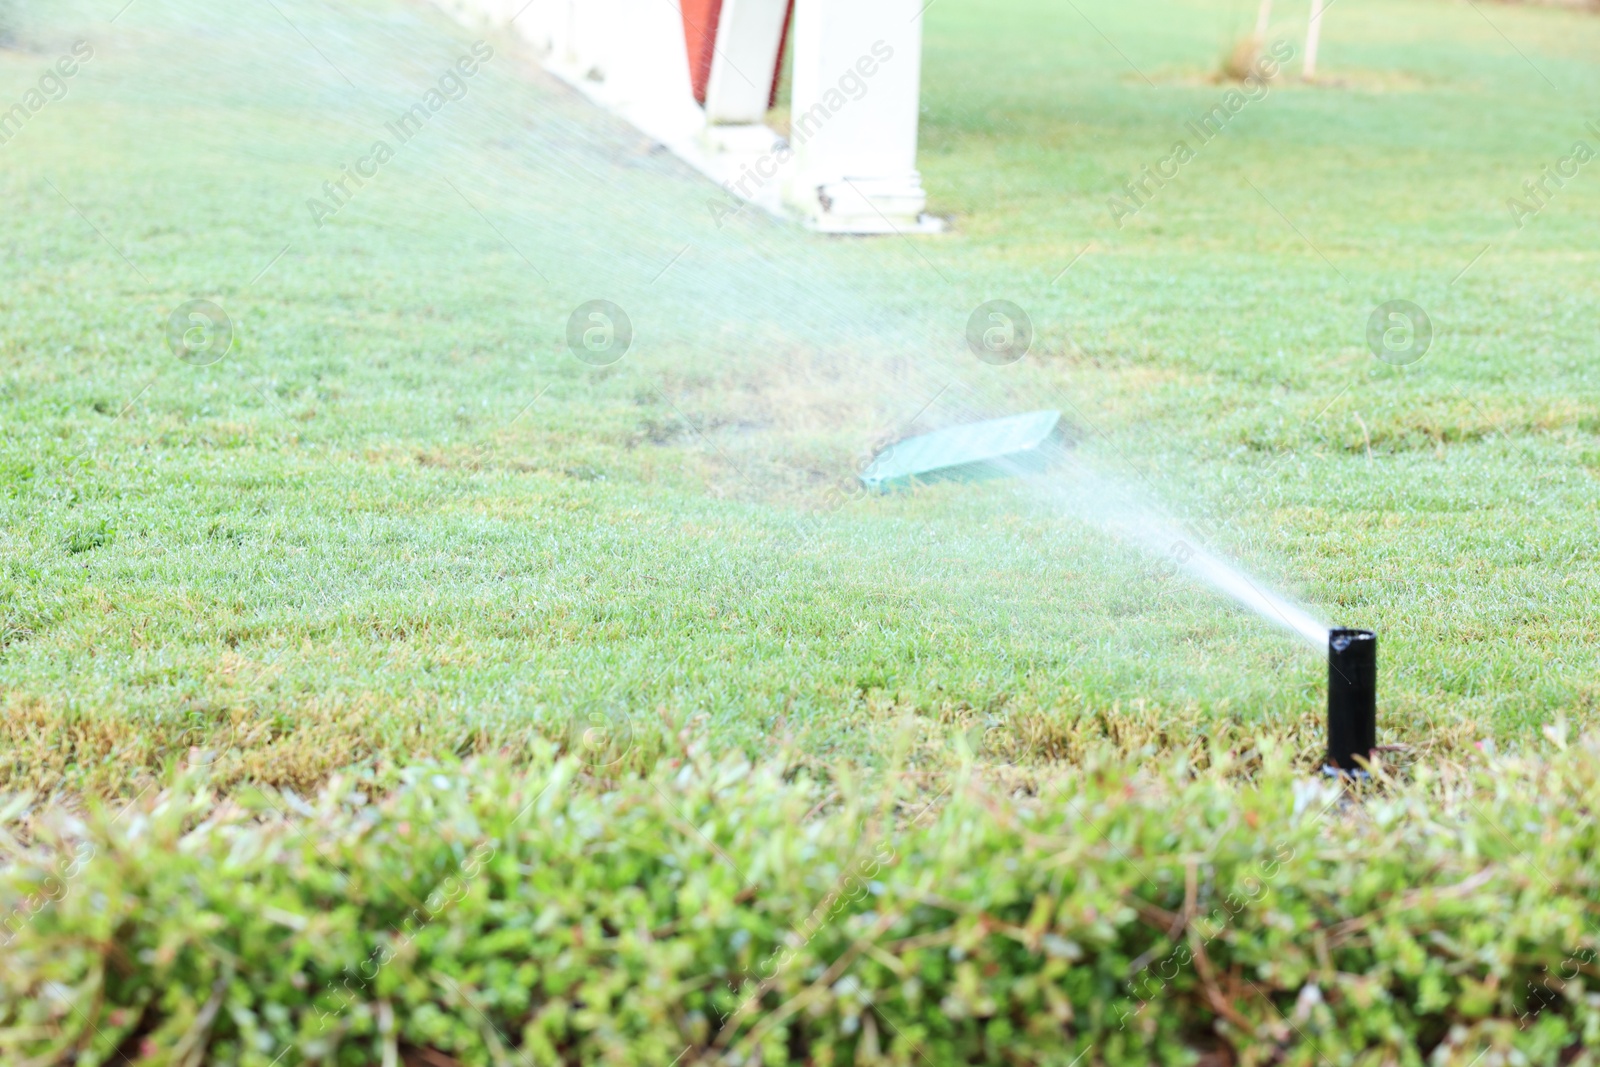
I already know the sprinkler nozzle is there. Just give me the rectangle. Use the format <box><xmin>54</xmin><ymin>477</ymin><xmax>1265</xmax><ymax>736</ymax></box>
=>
<box><xmin>1326</xmin><ymin>628</ymin><xmax>1376</xmax><ymax>776</ymax></box>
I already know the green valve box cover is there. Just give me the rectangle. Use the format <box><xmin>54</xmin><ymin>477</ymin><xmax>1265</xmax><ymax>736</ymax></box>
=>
<box><xmin>859</xmin><ymin>410</ymin><xmax>1063</xmax><ymax>491</ymax></box>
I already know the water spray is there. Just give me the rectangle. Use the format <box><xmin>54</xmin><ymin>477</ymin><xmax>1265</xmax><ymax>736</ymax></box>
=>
<box><xmin>862</xmin><ymin>415</ymin><xmax>1378</xmax><ymax>779</ymax></box>
<box><xmin>1326</xmin><ymin>628</ymin><xmax>1376</xmax><ymax>776</ymax></box>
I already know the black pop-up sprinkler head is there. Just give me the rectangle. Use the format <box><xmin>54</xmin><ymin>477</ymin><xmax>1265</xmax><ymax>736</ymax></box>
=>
<box><xmin>1326</xmin><ymin>628</ymin><xmax>1376</xmax><ymax>776</ymax></box>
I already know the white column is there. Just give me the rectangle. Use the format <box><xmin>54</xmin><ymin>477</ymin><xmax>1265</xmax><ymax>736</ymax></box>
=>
<box><xmin>1304</xmin><ymin>0</ymin><xmax>1325</xmax><ymax>79</ymax></box>
<box><xmin>703</xmin><ymin>0</ymin><xmax>790</xmax><ymax>125</ymax></box>
<box><xmin>784</xmin><ymin>0</ymin><xmax>938</xmax><ymax>233</ymax></box>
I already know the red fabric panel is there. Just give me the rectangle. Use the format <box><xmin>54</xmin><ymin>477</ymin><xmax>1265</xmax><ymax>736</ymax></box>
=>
<box><xmin>768</xmin><ymin>0</ymin><xmax>794</xmax><ymax>110</ymax></box>
<box><xmin>680</xmin><ymin>0</ymin><xmax>724</xmax><ymax>105</ymax></box>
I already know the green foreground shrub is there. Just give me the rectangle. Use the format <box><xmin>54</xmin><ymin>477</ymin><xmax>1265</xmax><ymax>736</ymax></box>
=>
<box><xmin>3</xmin><ymin>731</ymin><xmax>1600</xmax><ymax>1066</ymax></box>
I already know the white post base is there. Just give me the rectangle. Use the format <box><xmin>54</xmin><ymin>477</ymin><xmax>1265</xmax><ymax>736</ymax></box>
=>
<box><xmin>805</xmin><ymin>176</ymin><xmax>943</xmax><ymax>234</ymax></box>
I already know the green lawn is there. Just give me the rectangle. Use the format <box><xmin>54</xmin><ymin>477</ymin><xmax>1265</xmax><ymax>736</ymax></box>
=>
<box><xmin>2</xmin><ymin>0</ymin><xmax>1599</xmax><ymax>798</ymax></box>
<box><xmin>9</xmin><ymin>1</ymin><xmax>1600</xmax><ymax>1063</ymax></box>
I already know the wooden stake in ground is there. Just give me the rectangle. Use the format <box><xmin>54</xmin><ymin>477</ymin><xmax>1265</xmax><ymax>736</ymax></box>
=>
<box><xmin>1304</xmin><ymin>0</ymin><xmax>1325</xmax><ymax>79</ymax></box>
